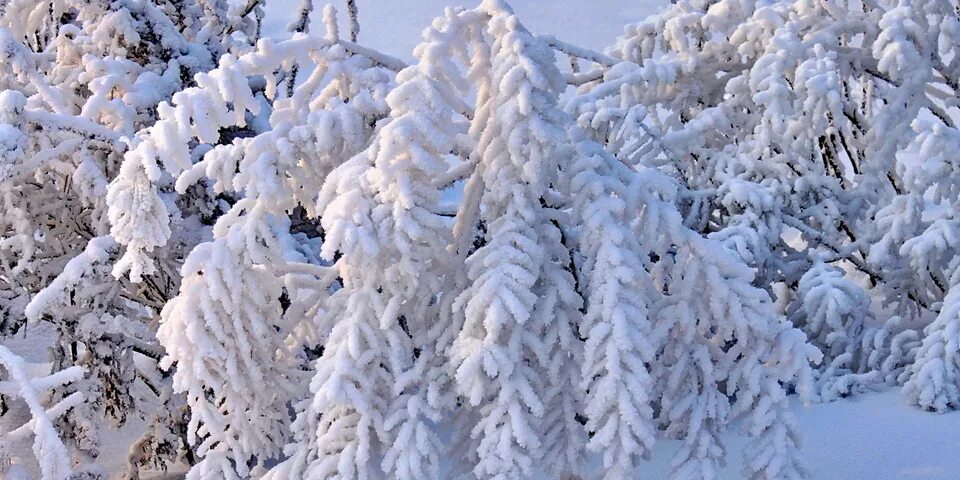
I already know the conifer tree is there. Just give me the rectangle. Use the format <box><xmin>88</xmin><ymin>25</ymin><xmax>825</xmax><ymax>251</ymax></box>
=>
<box><xmin>16</xmin><ymin>1</ymin><xmax>960</xmax><ymax>478</ymax></box>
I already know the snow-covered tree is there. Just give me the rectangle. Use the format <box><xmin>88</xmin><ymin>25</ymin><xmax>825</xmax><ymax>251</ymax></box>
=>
<box><xmin>112</xmin><ymin>5</ymin><xmax>404</xmax><ymax>477</ymax></box>
<box><xmin>567</xmin><ymin>0</ymin><xmax>960</xmax><ymax>409</ymax></box>
<box><xmin>902</xmin><ymin>117</ymin><xmax>960</xmax><ymax>411</ymax></box>
<box><xmin>275</xmin><ymin>8</ymin><xmax>470</xmax><ymax>479</ymax></box>
<box><xmin>101</xmin><ymin>1</ymin><xmax>822</xmax><ymax>478</ymax></box>
<box><xmin>653</xmin><ymin>234</ymin><xmax>818</xmax><ymax>479</ymax></box>
<box><xmin>444</xmin><ymin>3</ymin><xmax>586</xmax><ymax>479</ymax></box>
<box><xmin>788</xmin><ymin>262</ymin><xmax>877</xmax><ymax>400</ymax></box>
<box><xmin>21</xmin><ymin>0</ymin><xmax>960</xmax><ymax>479</ymax></box>
<box><xmin>0</xmin><ymin>345</ymin><xmax>86</xmax><ymax>479</ymax></box>
<box><xmin>902</xmin><ymin>118</ymin><xmax>960</xmax><ymax>411</ymax></box>
<box><xmin>0</xmin><ymin>0</ymin><xmax>264</xmax><ymax>475</ymax></box>
<box><xmin>568</xmin><ymin>133</ymin><xmax>658</xmax><ymax>480</ymax></box>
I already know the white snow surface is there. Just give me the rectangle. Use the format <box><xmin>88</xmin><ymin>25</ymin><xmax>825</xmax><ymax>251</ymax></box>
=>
<box><xmin>663</xmin><ymin>392</ymin><xmax>960</xmax><ymax>480</ymax></box>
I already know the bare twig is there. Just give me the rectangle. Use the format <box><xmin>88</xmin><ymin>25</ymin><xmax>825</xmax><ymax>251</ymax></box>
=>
<box><xmin>345</xmin><ymin>0</ymin><xmax>360</xmax><ymax>42</ymax></box>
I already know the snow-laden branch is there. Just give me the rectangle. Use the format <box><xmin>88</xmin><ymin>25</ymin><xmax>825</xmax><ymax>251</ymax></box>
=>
<box><xmin>22</xmin><ymin>110</ymin><xmax>124</xmax><ymax>144</ymax></box>
<box><xmin>338</xmin><ymin>39</ymin><xmax>407</xmax><ymax>71</ymax></box>
<box><xmin>538</xmin><ymin>34</ymin><xmax>618</xmax><ymax>66</ymax></box>
<box><xmin>0</xmin><ymin>346</ymin><xmax>85</xmax><ymax>480</ymax></box>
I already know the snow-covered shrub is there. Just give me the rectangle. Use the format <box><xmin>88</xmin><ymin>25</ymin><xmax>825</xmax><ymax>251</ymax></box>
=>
<box><xmin>0</xmin><ymin>0</ymin><xmax>262</xmax><ymax>474</ymax></box>
<box><xmin>0</xmin><ymin>346</ymin><xmax>86</xmax><ymax>480</ymax></box>
<box><xmin>569</xmin><ymin>0</ymin><xmax>960</xmax><ymax>410</ymax></box>
<box><xmin>106</xmin><ymin>1</ymin><xmax>818</xmax><ymax>478</ymax></box>
<box><xmin>6</xmin><ymin>0</ymin><xmax>960</xmax><ymax>478</ymax></box>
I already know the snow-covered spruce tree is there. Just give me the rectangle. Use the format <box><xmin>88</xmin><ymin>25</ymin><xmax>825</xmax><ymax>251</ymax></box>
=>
<box><xmin>788</xmin><ymin>263</ymin><xmax>874</xmax><ymax>401</ymax></box>
<box><xmin>902</xmin><ymin>120</ymin><xmax>960</xmax><ymax>412</ymax></box>
<box><xmin>446</xmin><ymin>3</ymin><xmax>586</xmax><ymax>479</ymax></box>
<box><xmin>570</xmin><ymin>123</ymin><xmax>819</xmax><ymax>478</ymax></box>
<box><xmin>271</xmin><ymin>7</ymin><xmax>473</xmax><ymax>480</ymax></box>
<box><xmin>568</xmin><ymin>0</ymin><xmax>960</xmax><ymax>403</ymax></box>
<box><xmin>904</xmin><ymin>263</ymin><xmax>960</xmax><ymax>412</ymax></box>
<box><xmin>2</xmin><ymin>0</ymin><xmax>837</xmax><ymax>477</ymax></box>
<box><xmin>568</xmin><ymin>133</ymin><xmax>659</xmax><ymax>480</ymax></box>
<box><xmin>110</xmin><ymin>5</ymin><xmax>405</xmax><ymax>477</ymax></box>
<box><xmin>653</xmin><ymin>232</ymin><xmax>819</xmax><ymax>480</ymax></box>
<box><xmin>0</xmin><ymin>0</ymin><xmax>264</xmax><ymax>474</ymax></box>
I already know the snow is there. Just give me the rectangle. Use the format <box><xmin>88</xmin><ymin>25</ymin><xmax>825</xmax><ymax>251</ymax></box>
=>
<box><xmin>255</xmin><ymin>3</ymin><xmax>960</xmax><ymax>479</ymax></box>
<box><xmin>640</xmin><ymin>390</ymin><xmax>960</xmax><ymax>480</ymax></box>
<box><xmin>6</xmin><ymin>0</ymin><xmax>960</xmax><ymax>478</ymax></box>
<box><xmin>3</xmin><ymin>320</ymin><xmax>955</xmax><ymax>480</ymax></box>
<box><xmin>796</xmin><ymin>392</ymin><xmax>959</xmax><ymax>479</ymax></box>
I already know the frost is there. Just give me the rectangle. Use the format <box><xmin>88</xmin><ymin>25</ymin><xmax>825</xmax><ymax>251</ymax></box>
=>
<box><xmin>6</xmin><ymin>0</ymin><xmax>960</xmax><ymax>479</ymax></box>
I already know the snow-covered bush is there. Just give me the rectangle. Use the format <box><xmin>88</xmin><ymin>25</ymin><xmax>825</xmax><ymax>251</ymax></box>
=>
<box><xmin>104</xmin><ymin>1</ymin><xmax>818</xmax><ymax>478</ymax></box>
<box><xmin>568</xmin><ymin>0</ymin><xmax>960</xmax><ymax>408</ymax></box>
<box><xmin>0</xmin><ymin>346</ymin><xmax>86</xmax><ymax>480</ymax></box>
<box><xmin>0</xmin><ymin>0</ymin><xmax>262</xmax><ymax>475</ymax></box>
<box><xmin>4</xmin><ymin>0</ymin><xmax>960</xmax><ymax>478</ymax></box>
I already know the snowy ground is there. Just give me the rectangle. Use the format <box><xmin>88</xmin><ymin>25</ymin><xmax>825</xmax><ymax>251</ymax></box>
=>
<box><xmin>647</xmin><ymin>392</ymin><xmax>960</xmax><ymax>480</ymax></box>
